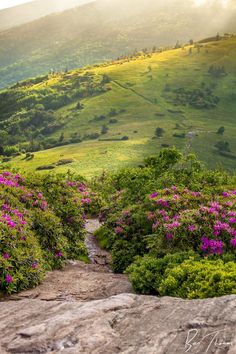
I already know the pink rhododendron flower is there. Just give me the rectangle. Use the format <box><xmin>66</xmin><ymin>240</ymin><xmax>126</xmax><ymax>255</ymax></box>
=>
<box><xmin>165</xmin><ymin>221</ymin><xmax>181</xmax><ymax>229</ymax></box>
<box><xmin>5</xmin><ymin>275</ymin><xmax>13</xmax><ymax>283</ymax></box>
<box><xmin>147</xmin><ymin>212</ymin><xmax>156</xmax><ymax>221</ymax></box>
<box><xmin>31</xmin><ymin>262</ymin><xmax>38</xmax><ymax>269</ymax></box>
<box><xmin>150</xmin><ymin>192</ymin><xmax>158</xmax><ymax>199</ymax></box>
<box><xmin>166</xmin><ymin>233</ymin><xmax>173</xmax><ymax>240</ymax></box>
<box><xmin>81</xmin><ymin>198</ymin><xmax>91</xmax><ymax>204</ymax></box>
<box><xmin>115</xmin><ymin>226</ymin><xmax>124</xmax><ymax>234</ymax></box>
<box><xmin>55</xmin><ymin>252</ymin><xmax>63</xmax><ymax>258</ymax></box>
<box><xmin>230</xmin><ymin>238</ymin><xmax>236</xmax><ymax>247</ymax></box>
<box><xmin>222</xmin><ymin>192</ymin><xmax>229</xmax><ymax>197</ymax></box>
<box><xmin>201</xmin><ymin>237</ymin><xmax>224</xmax><ymax>255</ymax></box>
<box><xmin>188</xmin><ymin>225</ymin><xmax>197</xmax><ymax>232</ymax></box>
<box><xmin>152</xmin><ymin>221</ymin><xmax>159</xmax><ymax>230</ymax></box>
<box><xmin>229</xmin><ymin>218</ymin><xmax>236</xmax><ymax>224</ymax></box>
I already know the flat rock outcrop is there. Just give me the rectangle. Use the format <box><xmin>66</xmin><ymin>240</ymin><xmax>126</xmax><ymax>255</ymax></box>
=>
<box><xmin>0</xmin><ymin>293</ymin><xmax>235</xmax><ymax>354</ymax></box>
<box><xmin>6</xmin><ymin>260</ymin><xmax>132</xmax><ymax>302</ymax></box>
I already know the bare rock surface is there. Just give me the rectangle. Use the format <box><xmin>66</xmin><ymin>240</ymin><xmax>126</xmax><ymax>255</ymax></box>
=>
<box><xmin>6</xmin><ymin>260</ymin><xmax>132</xmax><ymax>302</ymax></box>
<box><xmin>0</xmin><ymin>294</ymin><xmax>236</xmax><ymax>354</ymax></box>
<box><xmin>0</xmin><ymin>220</ymin><xmax>235</xmax><ymax>354</ymax></box>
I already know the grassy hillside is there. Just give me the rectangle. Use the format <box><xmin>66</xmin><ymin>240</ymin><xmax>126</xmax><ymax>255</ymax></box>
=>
<box><xmin>1</xmin><ymin>0</ymin><xmax>236</xmax><ymax>88</ymax></box>
<box><xmin>1</xmin><ymin>35</ymin><xmax>236</xmax><ymax>176</ymax></box>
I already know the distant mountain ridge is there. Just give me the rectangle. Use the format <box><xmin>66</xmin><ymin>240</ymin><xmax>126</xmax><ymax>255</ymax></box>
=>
<box><xmin>0</xmin><ymin>0</ymin><xmax>93</xmax><ymax>31</ymax></box>
<box><xmin>0</xmin><ymin>0</ymin><xmax>236</xmax><ymax>88</ymax></box>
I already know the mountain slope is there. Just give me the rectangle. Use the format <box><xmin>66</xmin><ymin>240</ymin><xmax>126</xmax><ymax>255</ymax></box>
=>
<box><xmin>0</xmin><ymin>0</ymin><xmax>236</xmax><ymax>88</ymax></box>
<box><xmin>0</xmin><ymin>0</ymin><xmax>92</xmax><ymax>31</ymax></box>
<box><xmin>1</xmin><ymin>35</ymin><xmax>236</xmax><ymax>176</ymax></box>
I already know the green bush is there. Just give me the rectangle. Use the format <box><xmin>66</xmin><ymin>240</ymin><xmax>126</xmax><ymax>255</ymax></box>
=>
<box><xmin>127</xmin><ymin>253</ymin><xmax>236</xmax><ymax>298</ymax></box>
<box><xmin>95</xmin><ymin>225</ymin><xmax>116</xmax><ymax>250</ymax></box>
<box><xmin>31</xmin><ymin>210</ymin><xmax>68</xmax><ymax>269</ymax></box>
<box><xmin>112</xmin><ymin>240</ymin><xmax>139</xmax><ymax>273</ymax></box>
<box><xmin>160</xmin><ymin>259</ymin><xmax>236</xmax><ymax>299</ymax></box>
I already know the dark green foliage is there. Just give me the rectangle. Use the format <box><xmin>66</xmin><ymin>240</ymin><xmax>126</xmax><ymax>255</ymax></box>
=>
<box><xmin>112</xmin><ymin>240</ymin><xmax>139</xmax><ymax>273</ymax></box>
<box><xmin>144</xmin><ymin>147</ymin><xmax>182</xmax><ymax>174</ymax></box>
<box><xmin>83</xmin><ymin>132</ymin><xmax>100</xmax><ymax>140</ymax></box>
<box><xmin>173</xmin><ymin>87</ymin><xmax>220</xmax><ymax>109</ymax></box>
<box><xmin>155</xmin><ymin>127</ymin><xmax>165</xmax><ymax>138</ymax></box>
<box><xmin>56</xmin><ymin>159</ymin><xmax>74</xmax><ymax>166</ymax></box>
<box><xmin>101</xmin><ymin>125</ymin><xmax>109</xmax><ymax>135</ymax></box>
<box><xmin>217</xmin><ymin>126</ymin><xmax>225</xmax><ymax>135</ymax></box>
<box><xmin>3</xmin><ymin>146</ymin><xmax>19</xmax><ymax>157</ymax></box>
<box><xmin>208</xmin><ymin>65</ymin><xmax>227</xmax><ymax>78</ymax></box>
<box><xmin>76</xmin><ymin>101</ymin><xmax>83</xmax><ymax>110</ymax></box>
<box><xmin>215</xmin><ymin>141</ymin><xmax>231</xmax><ymax>152</ymax></box>
<box><xmin>0</xmin><ymin>72</ymin><xmax>107</xmax><ymax>151</ymax></box>
<box><xmin>36</xmin><ymin>164</ymin><xmax>56</xmax><ymax>170</ymax></box>
<box><xmin>173</xmin><ymin>133</ymin><xmax>186</xmax><ymax>138</ymax></box>
<box><xmin>59</xmin><ymin>132</ymin><xmax>64</xmax><ymax>142</ymax></box>
<box><xmin>109</xmin><ymin>119</ymin><xmax>118</xmax><ymax>124</ymax></box>
<box><xmin>109</xmin><ymin>108</ymin><xmax>118</xmax><ymax>117</ymax></box>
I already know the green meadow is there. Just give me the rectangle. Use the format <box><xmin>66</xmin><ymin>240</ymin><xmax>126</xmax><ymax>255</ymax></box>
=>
<box><xmin>2</xmin><ymin>36</ymin><xmax>236</xmax><ymax>176</ymax></box>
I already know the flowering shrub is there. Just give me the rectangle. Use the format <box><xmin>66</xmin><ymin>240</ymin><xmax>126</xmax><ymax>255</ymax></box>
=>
<box><xmin>94</xmin><ymin>149</ymin><xmax>236</xmax><ymax>297</ymax></box>
<box><xmin>0</xmin><ymin>171</ymin><xmax>98</xmax><ymax>295</ymax></box>
<box><xmin>98</xmin><ymin>186</ymin><xmax>236</xmax><ymax>273</ymax></box>
<box><xmin>146</xmin><ymin>187</ymin><xmax>236</xmax><ymax>257</ymax></box>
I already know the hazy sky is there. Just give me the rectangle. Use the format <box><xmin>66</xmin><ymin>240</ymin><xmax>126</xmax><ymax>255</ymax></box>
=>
<box><xmin>0</xmin><ymin>0</ymin><xmax>232</xmax><ymax>10</ymax></box>
<box><xmin>0</xmin><ymin>0</ymin><xmax>33</xmax><ymax>10</ymax></box>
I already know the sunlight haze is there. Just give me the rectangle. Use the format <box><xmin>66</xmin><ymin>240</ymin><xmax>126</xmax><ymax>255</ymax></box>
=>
<box><xmin>0</xmin><ymin>0</ymin><xmax>33</xmax><ymax>10</ymax></box>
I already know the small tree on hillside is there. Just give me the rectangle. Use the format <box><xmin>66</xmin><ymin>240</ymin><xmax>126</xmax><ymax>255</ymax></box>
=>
<box><xmin>101</xmin><ymin>125</ymin><xmax>109</xmax><ymax>135</ymax></box>
<box><xmin>155</xmin><ymin>127</ymin><xmax>165</xmax><ymax>138</ymax></box>
<box><xmin>217</xmin><ymin>126</ymin><xmax>225</xmax><ymax>135</ymax></box>
<box><xmin>59</xmin><ymin>132</ymin><xmax>64</xmax><ymax>142</ymax></box>
<box><xmin>101</xmin><ymin>74</ymin><xmax>111</xmax><ymax>84</ymax></box>
<box><xmin>175</xmin><ymin>41</ymin><xmax>181</xmax><ymax>49</ymax></box>
<box><xmin>215</xmin><ymin>141</ymin><xmax>230</xmax><ymax>152</ymax></box>
<box><xmin>76</xmin><ymin>101</ymin><xmax>83</xmax><ymax>110</ymax></box>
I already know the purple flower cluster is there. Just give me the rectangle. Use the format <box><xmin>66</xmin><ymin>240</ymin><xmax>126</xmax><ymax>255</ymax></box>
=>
<box><xmin>81</xmin><ymin>198</ymin><xmax>92</xmax><ymax>205</ymax></box>
<box><xmin>0</xmin><ymin>204</ymin><xmax>27</xmax><ymax>230</ymax></box>
<box><xmin>66</xmin><ymin>180</ymin><xmax>93</xmax><ymax>206</ymax></box>
<box><xmin>201</xmin><ymin>237</ymin><xmax>224</xmax><ymax>255</ymax></box>
<box><xmin>115</xmin><ymin>226</ymin><xmax>124</xmax><ymax>234</ymax></box>
<box><xmin>0</xmin><ymin>172</ymin><xmax>24</xmax><ymax>188</ymax></box>
<box><xmin>146</xmin><ymin>187</ymin><xmax>236</xmax><ymax>255</ymax></box>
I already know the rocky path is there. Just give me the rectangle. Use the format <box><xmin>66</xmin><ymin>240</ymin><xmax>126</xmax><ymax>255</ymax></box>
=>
<box><xmin>7</xmin><ymin>219</ymin><xmax>132</xmax><ymax>302</ymax></box>
<box><xmin>84</xmin><ymin>219</ymin><xmax>111</xmax><ymax>270</ymax></box>
<box><xmin>0</xmin><ymin>220</ymin><xmax>236</xmax><ymax>354</ymax></box>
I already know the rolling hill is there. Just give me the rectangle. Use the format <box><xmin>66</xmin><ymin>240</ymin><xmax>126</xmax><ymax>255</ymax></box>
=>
<box><xmin>0</xmin><ymin>0</ymin><xmax>92</xmax><ymax>31</ymax></box>
<box><xmin>1</xmin><ymin>0</ymin><xmax>236</xmax><ymax>88</ymax></box>
<box><xmin>1</xmin><ymin>35</ymin><xmax>236</xmax><ymax>176</ymax></box>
